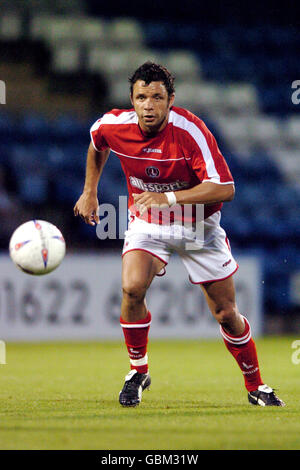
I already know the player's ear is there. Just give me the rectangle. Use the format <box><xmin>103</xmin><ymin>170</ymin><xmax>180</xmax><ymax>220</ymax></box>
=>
<box><xmin>130</xmin><ymin>93</ymin><xmax>134</xmax><ymax>106</ymax></box>
<box><xmin>168</xmin><ymin>93</ymin><xmax>175</xmax><ymax>108</ymax></box>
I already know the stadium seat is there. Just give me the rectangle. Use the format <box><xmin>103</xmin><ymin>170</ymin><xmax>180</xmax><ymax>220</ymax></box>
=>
<box><xmin>236</xmin><ymin>27</ymin><xmax>263</xmax><ymax>52</ymax></box>
<box><xmin>45</xmin><ymin>145</ymin><xmax>65</xmax><ymax>170</ymax></box>
<box><xmin>250</xmin><ymin>117</ymin><xmax>283</xmax><ymax>150</ymax></box>
<box><xmin>53</xmin><ymin>172</ymin><xmax>83</xmax><ymax>204</ymax></box>
<box><xmin>51</xmin><ymin>114</ymin><xmax>88</xmax><ymax>141</ymax></box>
<box><xmin>271</xmin><ymin>149</ymin><xmax>300</xmax><ymax>185</ymax></box>
<box><xmin>174</xmin><ymin>23</ymin><xmax>208</xmax><ymax>50</ymax></box>
<box><xmin>20</xmin><ymin>112</ymin><xmax>51</xmax><ymax>140</ymax></box>
<box><xmin>129</xmin><ymin>49</ymin><xmax>166</xmax><ymax>70</ymax></box>
<box><xmin>174</xmin><ymin>81</ymin><xmax>223</xmax><ymax>115</ymax></box>
<box><xmin>18</xmin><ymin>171</ymin><xmax>48</xmax><ymax>204</ymax></box>
<box><xmin>228</xmin><ymin>213</ymin><xmax>253</xmax><ymax>240</ymax></box>
<box><xmin>222</xmin><ymin>83</ymin><xmax>259</xmax><ymax>115</ymax></box>
<box><xmin>255</xmin><ymin>210</ymin><xmax>286</xmax><ymax>241</ymax></box>
<box><xmin>213</xmin><ymin>116</ymin><xmax>255</xmax><ymax>152</ymax></box>
<box><xmin>45</xmin><ymin>143</ymin><xmax>86</xmax><ymax>177</ymax></box>
<box><xmin>233</xmin><ymin>57</ymin><xmax>257</xmax><ymax>82</ymax></box>
<box><xmin>109</xmin><ymin>80</ymin><xmax>132</xmax><ymax>107</ymax></box>
<box><xmin>142</xmin><ymin>21</ymin><xmax>174</xmax><ymax>49</ymax></box>
<box><xmin>0</xmin><ymin>111</ymin><xmax>15</xmax><ymax>144</ymax></box>
<box><xmin>200</xmin><ymin>56</ymin><xmax>230</xmax><ymax>82</ymax></box>
<box><xmin>51</xmin><ymin>41</ymin><xmax>82</xmax><ymax>73</ymax></box>
<box><xmin>29</xmin><ymin>14</ymin><xmax>51</xmax><ymax>40</ymax></box>
<box><xmin>275</xmin><ymin>186</ymin><xmax>300</xmax><ymax>210</ymax></box>
<box><xmin>107</xmin><ymin>18</ymin><xmax>144</xmax><ymax>48</ymax></box>
<box><xmin>86</xmin><ymin>47</ymin><xmax>134</xmax><ymax>78</ymax></box>
<box><xmin>39</xmin><ymin>16</ymin><xmax>82</xmax><ymax>44</ymax></box>
<box><xmin>0</xmin><ymin>13</ymin><xmax>22</xmax><ymax>40</ymax></box>
<box><xmin>259</xmin><ymin>84</ymin><xmax>293</xmax><ymax>114</ymax></box>
<box><xmin>164</xmin><ymin>50</ymin><xmax>201</xmax><ymax>80</ymax></box>
<box><xmin>285</xmin><ymin>117</ymin><xmax>300</xmax><ymax>147</ymax></box>
<box><xmin>244</xmin><ymin>153</ymin><xmax>282</xmax><ymax>183</ymax></box>
<box><xmin>100</xmin><ymin>48</ymin><xmax>167</xmax><ymax>89</ymax></box>
<box><xmin>105</xmin><ymin>152</ymin><xmax>126</xmax><ymax>182</ymax></box>
<box><xmin>10</xmin><ymin>145</ymin><xmax>45</xmax><ymax>175</ymax></box>
<box><xmin>76</xmin><ymin>17</ymin><xmax>107</xmax><ymax>44</ymax></box>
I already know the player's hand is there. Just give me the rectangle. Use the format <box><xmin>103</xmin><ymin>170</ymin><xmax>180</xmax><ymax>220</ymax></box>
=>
<box><xmin>73</xmin><ymin>192</ymin><xmax>99</xmax><ymax>226</ymax></box>
<box><xmin>133</xmin><ymin>192</ymin><xmax>169</xmax><ymax>216</ymax></box>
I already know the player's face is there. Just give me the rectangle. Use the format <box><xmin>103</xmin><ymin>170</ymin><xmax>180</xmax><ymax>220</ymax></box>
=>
<box><xmin>131</xmin><ymin>80</ymin><xmax>175</xmax><ymax>135</ymax></box>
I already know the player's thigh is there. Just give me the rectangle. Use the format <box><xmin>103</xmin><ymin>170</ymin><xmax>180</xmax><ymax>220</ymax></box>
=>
<box><xmin>122</xmin><ymin>250</ymin><xmax>165</xmax><ymax>295</ymax></box>
<box><xmin>200</xmin><ymin>275</ymin><xmax>238</xmax><ymax>319</ymax></box>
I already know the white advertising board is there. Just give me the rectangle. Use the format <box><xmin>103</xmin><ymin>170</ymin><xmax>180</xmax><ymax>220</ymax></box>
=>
<box><xmin>0</xmin><ymin>253</ymin><xmax>262</xmax><ymax>341</ymax></box>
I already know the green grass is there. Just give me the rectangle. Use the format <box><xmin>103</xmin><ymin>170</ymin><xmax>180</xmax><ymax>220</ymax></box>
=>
<box><xmin>0</xmin><ymin>337</ymin><xmax>299</xmax><ymax>450</ymax></box>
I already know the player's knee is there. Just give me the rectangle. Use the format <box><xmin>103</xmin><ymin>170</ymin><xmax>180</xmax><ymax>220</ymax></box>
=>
<box><xmin>215</xmin><ymin>303</ymin><xmax>239</xmax><ymax>326</ymax></box>
<box><xmin>122</xmin><ymin>281</ymin><xmax>147</xmax><ymax>303</ymax></box>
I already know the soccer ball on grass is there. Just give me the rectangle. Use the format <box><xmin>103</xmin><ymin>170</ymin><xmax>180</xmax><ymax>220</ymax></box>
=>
<box><xmin>9</xmin><ymin>220</ymin><xmax>66</xmax><ymax>275</ymax></box>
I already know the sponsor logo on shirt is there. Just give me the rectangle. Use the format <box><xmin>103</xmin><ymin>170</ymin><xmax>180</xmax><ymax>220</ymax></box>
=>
<box><xmin>129</xmin><ymin>176</ymin><xmax>189</xmax><ymax>193</ymax></box>
<box><xmin>143</xmin><ymin>148</ymin><xmax>162</xmax><ymax>153</ymax></box>
<box><xmin>146</xmin><ymin>166</ymin><xmax>160</xmax><ymax>178</ymax></box>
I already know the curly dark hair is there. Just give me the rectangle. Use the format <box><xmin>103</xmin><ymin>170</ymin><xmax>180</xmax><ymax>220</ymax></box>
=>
<box><xmin>129</xmin><ymin>61</ymin><xmax>175</xmax><ymax>97</ymax></box>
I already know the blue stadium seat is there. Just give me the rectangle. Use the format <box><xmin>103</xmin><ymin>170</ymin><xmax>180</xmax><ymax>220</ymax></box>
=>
<box><xmin>253</xmin><ymin>212</ymin><xmax>286</xmax><ymax>241</ymax></box>
<box><xmin>142</xmin><ymin>22</ymin><xmax>173</xmax><ymax>49</ymax></box>
<box><xmin>20</xmin><ymin>112</ymin><xmax>51</xmax><ymax>141</ymax></box>
<box><xmin>104</xmin><ymin>152</ymin><xmax>125</xmax><ymax>181</ymax></box>
<box><xmin>45</xmin><ymin>143</ymin><xmax>87</xmax><ymax>175</ymax></box>
<box><xmin>51</xmin><ymin>114</ymin><xmax>89</xmax><ymax>142</ymax></box>
<box><xmin>10</xmin><ymin>145</ymin><xmax>48</xmax><ymax>176</ymax></box>
<box><xmin>18</xmin><ymin>172</ymin><xmax>48</xmax><ymax>204</ymax></box>
<box><xmin>98</xmin><ymin>174</ymin><xmax>128</xmax><ymax>207</ymax></box>
<box><xmin>53</xmin><ymin>172</ymin><xmax>83</xmax><ymax>204</ymax></box>
<box><xmin>0</xmin><ymin>111</ymin><xmax>15</xmax><ymax>144</ymax></box>
<box><xmin>258</xmin><ymin>84</ymin><xmax>295</xmax><ymax>114</ymax></box>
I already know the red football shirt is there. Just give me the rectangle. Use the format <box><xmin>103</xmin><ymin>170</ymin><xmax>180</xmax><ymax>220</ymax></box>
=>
<box><xmin>90</xmin><ymin>106</ymin><xmax>234</xmax><ymax>224</ymax></box>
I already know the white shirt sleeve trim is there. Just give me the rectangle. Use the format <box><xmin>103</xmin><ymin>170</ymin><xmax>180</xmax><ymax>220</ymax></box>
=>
<box><xmin>202</xmin><ymin>179</ymin><xmax>235</xmax><ymax>185</ymax></box>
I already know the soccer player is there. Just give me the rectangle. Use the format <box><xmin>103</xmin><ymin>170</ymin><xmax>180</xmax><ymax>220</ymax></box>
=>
<box><xmin>74</xmin><ymin>62</ymin><xmax>284</xmax><ymax>407</ymax></box>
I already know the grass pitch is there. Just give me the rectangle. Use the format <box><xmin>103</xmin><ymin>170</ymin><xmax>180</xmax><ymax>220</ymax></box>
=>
<box><xmin>0</xmin><ymin>336</ymin><xmax>299</xmax><ymax>450</ymax></box>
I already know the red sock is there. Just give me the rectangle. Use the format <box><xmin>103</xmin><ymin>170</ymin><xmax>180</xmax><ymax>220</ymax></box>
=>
<box><xmin>220</xmin><ymin>316</ymin><xmax>263</xmax><ymax>392</ymax></box>
<box><xmin>120</xmin><ymin>311</ymin><xmax>151</xmax><ymax>374</ymax></box>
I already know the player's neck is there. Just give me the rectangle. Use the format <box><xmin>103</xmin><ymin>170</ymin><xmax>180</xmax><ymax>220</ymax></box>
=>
<box><xmin>138</xmin><ymin>116</ymin><xmax>169</xmax><ymax>137</ymax></box>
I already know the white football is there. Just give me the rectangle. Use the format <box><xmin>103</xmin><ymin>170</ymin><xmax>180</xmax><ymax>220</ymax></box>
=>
<box><xmin>9</xmin><ymin>220</ymin><xmax>66</xmax><ymax>275</ymax></box>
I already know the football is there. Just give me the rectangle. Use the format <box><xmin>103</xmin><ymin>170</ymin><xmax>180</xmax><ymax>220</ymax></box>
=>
<box><xmin>9</xmin><ymin>220</ymin><xmax>66</xmax><ymax>275</ymax></box>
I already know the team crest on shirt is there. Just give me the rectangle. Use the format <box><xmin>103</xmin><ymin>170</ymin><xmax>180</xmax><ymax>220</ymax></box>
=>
<box><xmin>146</xmin><ymin>166</ymin><xmax>160</xmax><ymax>178</ymax></box>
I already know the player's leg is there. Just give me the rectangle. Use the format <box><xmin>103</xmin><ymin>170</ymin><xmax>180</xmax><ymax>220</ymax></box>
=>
<box><xmin>200</xmin><ymin>275</ymin><xmax>244</xmax><ymax>335</ymax></box>
<box><xmin>179</xmin><ymin>211</ymin><xmax>284</xmax><ymax>405</ymax></box>
<box><xmin>201</xmin><ymin>275</ymin><xmax>285</xmax><ymax>406</ymax></box>
<box><xmin>121</xmin><ymin>249</ymin><xmax>165</xmax><ymax>371</ymax></box>
<box><xmin>119</xmin><ymin>249</ymin><xmax>166</xmax><ymax>406</ymax></box>
<box><xmin>121</xmin><ymin>250</ymin><xmax>165</xmax><ymax>322</ymax></box>
<box><xmin>201</xmin><ymin>275</ymin><xmax>263</xmax><ymax>393</ymax></box>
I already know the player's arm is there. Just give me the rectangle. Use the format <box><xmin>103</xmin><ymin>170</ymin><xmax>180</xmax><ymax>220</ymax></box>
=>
<box><xmin>172</xmin><ymin>181</ymin><xmax>235</xmax><ymax>205</ymax></box>
<box><xmin>173</xmin><ymin>119</ymin><xmax>235</xmax><ymax>205</ymax></box>
<box><xmin>133</xmin><ymin>182</ymin><xmax>234</xmax><ymax>213</ymax></box>
<box><xmin>73</xmin><ymin>143</ymin><xmax>110</xmax><ymax>225</ymax></box>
